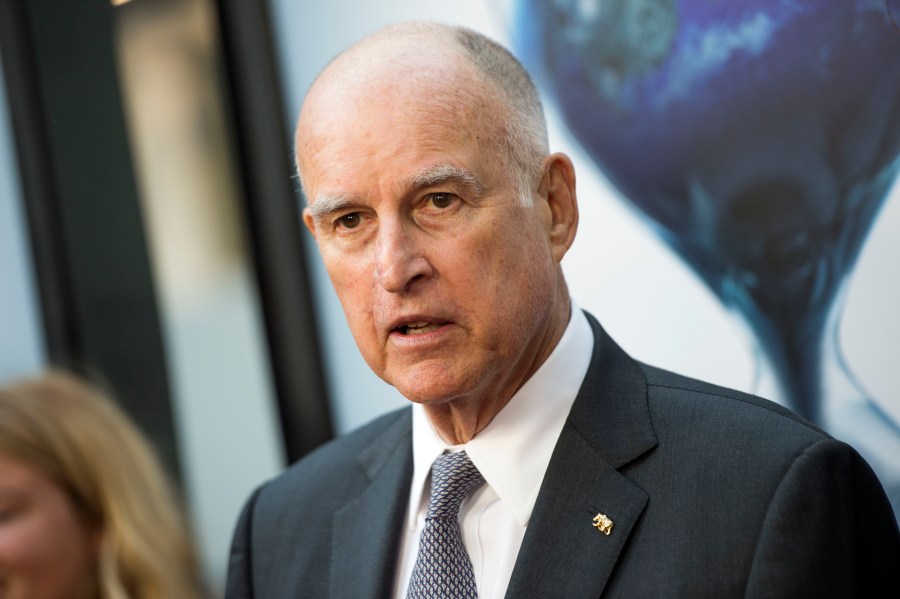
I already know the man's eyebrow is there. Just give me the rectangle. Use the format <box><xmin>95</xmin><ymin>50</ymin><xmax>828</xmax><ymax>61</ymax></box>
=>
<box><xmin>307</xmin><ymin>193</ymin><xmax>358</xmax><ymax>221</ymax></box>
<box><xmin>307</xmin><ymin>165</ymin><xmax>483</xmax><ymax>221</ymax></box>
<box><xmin>404</xmin><ymin>164</ymin><xmax>485</xmax><ymax>197</ymax></box>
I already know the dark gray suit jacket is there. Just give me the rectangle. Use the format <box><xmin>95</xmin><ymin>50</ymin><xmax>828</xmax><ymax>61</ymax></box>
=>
<box><xmin>226</xmin><ymin>314</ymin><xmax>900</xmax><ymax>598</ymax></box>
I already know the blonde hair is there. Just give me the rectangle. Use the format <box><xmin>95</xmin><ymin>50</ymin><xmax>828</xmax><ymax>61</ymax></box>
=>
<box><xmin>0</xmin><ymin>370</ymin><xmax>204</xmax><ymax>599</ymax></box>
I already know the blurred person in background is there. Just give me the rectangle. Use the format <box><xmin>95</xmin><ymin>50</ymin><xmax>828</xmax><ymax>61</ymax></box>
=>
<box><xmin>0</xmin><ymin>370</ymin><xmax>206</xmax><ymax>599</ymax></box>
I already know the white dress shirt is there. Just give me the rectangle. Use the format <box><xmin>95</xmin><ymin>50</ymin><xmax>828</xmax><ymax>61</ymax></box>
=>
<box><xmin>392</xmin><ymin>304</ymin><xmax>594</xmax><ymax>598</ymax></box>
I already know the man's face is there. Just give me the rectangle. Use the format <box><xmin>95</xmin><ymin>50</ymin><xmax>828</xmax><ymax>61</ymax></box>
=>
<box><xmin>299</xmin><ymin>58</ymin><xmax>564</xmax><ymax>408</ymax></box>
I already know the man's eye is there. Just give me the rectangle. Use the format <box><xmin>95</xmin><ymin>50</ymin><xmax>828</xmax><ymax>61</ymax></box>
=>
<box><xmin>428</xmin><ymin>193</ymin><xmax>455</xmax><ymax>209</ymax></box>
<box><xmin>337</xmin><ymin>213</ymin><xmax>361</xmax><ymax>229</ymax></box>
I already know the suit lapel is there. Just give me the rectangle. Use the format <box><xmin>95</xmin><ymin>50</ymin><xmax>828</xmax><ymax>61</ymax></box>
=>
<box><xmin>331</xmin><ymin>411</ymin><xmax>413</xmax><ymax>599</ymax></box>
<box><xmin>506</xmin><ymin>313</ymin><xmax>657</xmax><ymax>598</ymax></box>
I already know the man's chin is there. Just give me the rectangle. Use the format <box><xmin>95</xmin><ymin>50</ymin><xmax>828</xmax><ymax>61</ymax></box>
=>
<box><xmin>387</xmin><ymin>365</ymin><xmax>479</xmax><ymax>407</ymax></box>
<box><xmin>393</xmin><ymin>383</ymin><xmax>464</xmax><ymax>407</ymax></box>
<box><xmin>394</xmin><ymin>380</ymin><xmax>471</xmax><ymax>406</ymax></box>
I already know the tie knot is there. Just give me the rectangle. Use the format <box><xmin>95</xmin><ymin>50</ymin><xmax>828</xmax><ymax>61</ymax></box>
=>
<box><xmin>427</xmin><ymin>451</ymin><xmax>485</xmax><ymax>520</ymax></box>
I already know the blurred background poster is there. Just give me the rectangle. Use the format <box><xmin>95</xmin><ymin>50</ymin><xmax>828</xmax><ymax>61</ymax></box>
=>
<box><xmin>268</xmin><ymin>0</ymin><xmax>900</xmax><ymax>516</ymax></box>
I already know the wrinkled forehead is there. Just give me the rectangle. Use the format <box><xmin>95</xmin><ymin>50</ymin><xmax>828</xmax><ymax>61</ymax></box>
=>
<box><xmin>295</xmin><ymin>40</ymin><xmax>502</xmax><ymax>189</ymax></box>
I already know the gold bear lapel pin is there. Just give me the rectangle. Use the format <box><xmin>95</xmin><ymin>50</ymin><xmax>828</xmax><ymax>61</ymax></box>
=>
<box><xmin>592</xmin><ymin>512</ymin><xmax>613</xmax><ymax>535</ymax></box>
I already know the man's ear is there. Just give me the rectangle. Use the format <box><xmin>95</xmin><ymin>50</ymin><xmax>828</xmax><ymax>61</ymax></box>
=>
<box><xmin>302</xmin><ymin>207</ymin><xmax>317</xmax><ymax>237</ymax></box>
<box><xmin>537</xmin><ymin>153</ymin><xmax>578</xmax><ymax>263</ymax></box>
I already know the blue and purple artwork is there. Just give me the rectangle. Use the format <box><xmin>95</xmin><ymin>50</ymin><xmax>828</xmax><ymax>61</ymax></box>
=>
<box><xmin>514</xmin><ymin>0</ymin><xmax>900</xmax><ymax>517</ymax></box>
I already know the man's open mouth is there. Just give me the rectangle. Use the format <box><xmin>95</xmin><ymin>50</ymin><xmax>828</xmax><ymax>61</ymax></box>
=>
<box><xmin>395</xmin><ymin>321</ymin><xmax>445</xmax><ymax>335</ymax></box>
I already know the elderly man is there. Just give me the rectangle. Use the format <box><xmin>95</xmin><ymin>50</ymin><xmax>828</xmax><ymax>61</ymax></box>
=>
<box><xmin>226</xmin><ymin>23</ymin><xmax>899</xmax><ymax>598</ymax></box>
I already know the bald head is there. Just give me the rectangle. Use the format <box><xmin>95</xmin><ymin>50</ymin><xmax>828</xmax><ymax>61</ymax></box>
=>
<box><xmin>294</xmin><ymin>23</ymin><xmax>579</xmax><ymax>435</ymax></box>
<box><xmin>295</xmin><ymin>22</ymin><xmax>548</xmax><ymax>202</ymax></box>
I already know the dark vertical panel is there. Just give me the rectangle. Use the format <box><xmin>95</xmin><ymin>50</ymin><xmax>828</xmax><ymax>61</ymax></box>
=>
<box><xmin>0</xmin><ymin>0</ymin><xmax>181</xmax><ymax>477</ymax></box>
<box><xmin>215</xmin><ymin>0</ymin><xmax>334</xmax><ymax>460</ymax></box>
<box><xmin>0</xmin><ymin>0</ymin><xmax>77</xmax><ymax>363</ymax></box>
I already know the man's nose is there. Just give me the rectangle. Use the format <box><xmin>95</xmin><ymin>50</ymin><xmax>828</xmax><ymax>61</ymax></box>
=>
<box><xmin>374</xmin><ymin>221</ymin><xmax>432</xmax><ymax>293</ymax></box>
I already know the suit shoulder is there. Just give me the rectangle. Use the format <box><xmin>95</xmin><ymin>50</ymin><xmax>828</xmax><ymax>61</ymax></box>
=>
<box><xmin>639</xmin><ymin>362</ymin><xmax>830</xmax><ymax>443</ymax></box>
<box><xmin>261</xmin><ymin>406</ymin><xmax>411</xmax><ymax>501</ymax></box>
<box><xmin>227</xmin><ymin>409</ymin><xmax>412</xmax><ymax>597</ymax></box>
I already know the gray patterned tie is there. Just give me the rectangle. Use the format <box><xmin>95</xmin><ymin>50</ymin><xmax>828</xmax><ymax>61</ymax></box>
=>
<box><xmin>406</xmin><ymin>450</ymin><xmax>486</xmax><ymax>598</ymax></box>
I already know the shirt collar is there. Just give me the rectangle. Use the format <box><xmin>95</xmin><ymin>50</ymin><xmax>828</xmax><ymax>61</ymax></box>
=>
<box><xmin>407</xmin><ymin>302</ymin><xmax>594</xmax><ymax>528</ymax></box>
